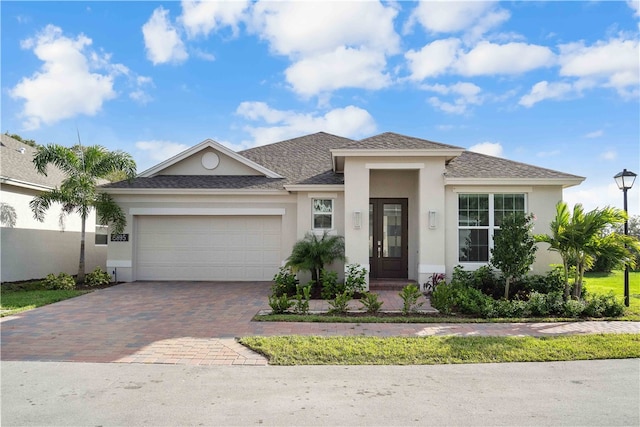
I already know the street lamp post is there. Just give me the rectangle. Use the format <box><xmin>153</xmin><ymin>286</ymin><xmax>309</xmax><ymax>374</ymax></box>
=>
<box><xmin>614</xmin><ymin>168</ymin><xmax>637</xmax><ymax>307</ymax></box>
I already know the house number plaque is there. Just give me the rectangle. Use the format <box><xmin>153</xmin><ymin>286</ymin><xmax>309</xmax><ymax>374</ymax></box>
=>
<box><xmin>110</xmin><ymin>234</ymin><xmax>129</xmax><ymax>242</ymax></box>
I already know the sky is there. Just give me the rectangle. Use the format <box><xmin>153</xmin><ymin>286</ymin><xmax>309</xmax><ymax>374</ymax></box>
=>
<box><xmin>2</xmin><ymin>1</ymin><xmax>639</xmax><ymax>215</ymax></box>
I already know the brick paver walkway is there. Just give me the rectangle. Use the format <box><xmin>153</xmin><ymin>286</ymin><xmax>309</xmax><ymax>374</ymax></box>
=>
<box><xmin>2</xmin><ymin>282</ymin><xmax>638</xmax><ymax>366</ymax></box>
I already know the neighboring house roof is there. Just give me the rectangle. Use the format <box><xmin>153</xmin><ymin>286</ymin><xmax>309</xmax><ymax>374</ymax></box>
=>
<box><xmin>0</xmin><ymin>134</ymin><xmax>66</xmax><ymax>190</ymax></box>
<box><xmin>101</xmin><ymin>131</ymin><xmax>585</xmax><ymax>191</ymax></box>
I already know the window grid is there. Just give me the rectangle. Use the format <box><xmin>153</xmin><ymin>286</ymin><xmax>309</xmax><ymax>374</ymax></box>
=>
<box><xmin>458</xmin><ymin>193</ymin><xmax>526</xmax><ymax>263</ymax></box>
<box><xmin>312</xmin><ymin>199</ymin><xmax>334</xmax><ymax>230</ymax></box>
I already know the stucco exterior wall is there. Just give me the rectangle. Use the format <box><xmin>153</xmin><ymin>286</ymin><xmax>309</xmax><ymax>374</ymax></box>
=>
<box><xmin>107</xmin><ymin>193</ymin><xmax>297</xmax><ymax>282</ymax></box>
<box><xmin>1</xmin><ymin>184</ymin><xmax>105</xmax><ymax>282</ymax></box>
<box><xmin>444</xmin><ymin>185</ymin><xmax>564</xmax><ymax>278</ymax></box>
<box><xmin>159</xmin><ymin>148</ymin><xmax>262</xmax><ymax>176</ymax></box>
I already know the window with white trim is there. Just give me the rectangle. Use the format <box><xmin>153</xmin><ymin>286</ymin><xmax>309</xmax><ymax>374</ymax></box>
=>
<box><xmin>312</xmin><ymin>199</ymin><xmax>333</xmax><ymax>230</ymax></box>
<box><xmin>458</xmin><ymin>193</ymin><xmax>526</xmax><ymax>262</ymax></box>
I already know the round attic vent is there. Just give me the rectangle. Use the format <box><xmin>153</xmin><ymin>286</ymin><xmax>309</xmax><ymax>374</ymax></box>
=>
<box><xmin>201</xmin><ymin>152</ymin><xmax>220</xmax><ymax>170</ymax></box>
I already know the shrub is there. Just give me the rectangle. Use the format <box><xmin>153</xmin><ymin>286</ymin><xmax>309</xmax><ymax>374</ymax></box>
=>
<box><xmin>84</xmin><ymin>267</ymin><xmax>111</xmax><ymax>287</ymax></box>
<box><xmin>320</xmin><ymin>269</ymin><xmax>343</xmax><ymax>300</ymax></box>
<box><xmin>563</xmin><ymin>299</ymin><xmax>586</xmax><ymax>318</ymax></box>
<box><xmin>268</xmin><ymin>294</ymin><xmax>293</xmax><ymax>314</ymax></box>
<box><xmin>545</xmin><ymin>291</ymin><xmax>565</xmax><ymax>315</ymax></box>
<box><xmin>453</xmin><ymin>265</ymin><xmax>505</xmax><ymax>299</ymax></box>
<box><xmin>430</xmin><ymin>281</ymin><xmax>492</xmax><ymax>316</ymax></box>
<box><xmin>526</xmin><ymin>292</ymin><xmax>550</xmax><ymax>317</ymax></box>
<box><xmin>43</xmin><ymin>273</ymin><xmax>75</xmax><ymax>290</ymax></box>
<box><xmin>293</xmin><ymin>283</ymin><xmax>312</xmax><ymax>315</ymax></box>
<box><xmin>583</xmin><ymin>292</ymin><xmax>625</xmax><ymax>318</ymax></box>
<box><xmin>272</xmin><ymin>267</ymin><xmax>299</xmax><ymax>297</ymax></box>
<box><xmin>399</xmin><ymin>284</ymin><xmax>424</xmax><ymax>315</ymax></box>
<box><xmin>423</xmin><ymin>273</ymin><xmax>445</xmax><ymax>296</ymax></box>
<box><xmin>359</xmin><ymin>292</ymin><xmax>383</xmax><ymax>314</ymax></box>
<box><xmin>327</xmin><ymin>291</ymin><xmax>352</xmax><ymax>315</ymax></box>
<box><xmin>344</xmin><ymin>264</ymin><xmax>367</xmax><ymax>295</ymax></box>
<box><xmin>429</xmin><ymin>282</ymin><xmax>457</xmax><ymax>315</ymax></box>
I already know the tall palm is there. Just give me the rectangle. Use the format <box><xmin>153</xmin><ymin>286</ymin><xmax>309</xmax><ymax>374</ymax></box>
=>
<box><xmin>30</xmin><ymin>144</ymin><xmax>136</xmax><ymax>282</ymax></box>
<box><xmin>286</xmin><ymin>232</ymin><xmax>346</xmax><ymax>294</ymax></box>
<box><xmin>536</xmin><ymin>202</ymin><xmax>637</xmax><ymax>299</ymax></box>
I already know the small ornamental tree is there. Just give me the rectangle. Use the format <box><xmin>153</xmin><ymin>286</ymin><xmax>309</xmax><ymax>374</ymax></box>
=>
<box><xmin>490</xmin><ymin>212</ymin><xmax>538</xmax><ymax>299</ymax></box>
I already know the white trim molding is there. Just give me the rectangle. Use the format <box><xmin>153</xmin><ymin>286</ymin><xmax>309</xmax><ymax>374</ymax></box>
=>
<box><xmin>107</xmin><ymin>260</ymin><xmax>132</xmax><ymax>268</ymax></box>
<box><xmin>418</xmin><ymin>264</ymin><xmax>446</xmax><ymax>274</ymax></box>
<box><xmin>307</xmin><ymin>193</ymin><xmax>338</xmax><ymax>199</ymax></box>
<box><xmin>129</xmin><ymin>208</ymin><xmax>286</xmax><ymax>216</ymax></box>
<box><xmin>284</xmin><ymin>184</ymin><xmax>344</xmax><ymax>192</ymax></box>
<box><xmin>365</xmin><ymin>163</ymin><xmax>425</xmax><ymax>170</ymax></box>
<box><xmin>446</xmin><ymin>177</ymin><xmax>584</xmax><ymax>188</ymax></box>
<box><xmin>452</xmin><ymin>186</ymin><xmax>533</xmax><ymax>193</ymax></box>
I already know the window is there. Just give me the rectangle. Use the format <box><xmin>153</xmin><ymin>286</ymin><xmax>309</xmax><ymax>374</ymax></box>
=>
<box><xmin>458</xmin><ymin>193</ymin><xmax>526</xmax><ymax>262</ymax></box>
<box><xmin>95</xmin><ymin>225</ymin><xmax>108</xmax><ymax>245</ymax></box>
<box><xmin>312</xmin><ymin>199</ymin><xmax>333</xmax><ymax>230</ymax></box>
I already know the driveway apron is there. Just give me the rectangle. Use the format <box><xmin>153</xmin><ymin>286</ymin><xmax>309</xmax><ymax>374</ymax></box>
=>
<box><xmin>2</xmin><ymin>282</ymin><xmax>639</xmax><ymax>366</ymax></box>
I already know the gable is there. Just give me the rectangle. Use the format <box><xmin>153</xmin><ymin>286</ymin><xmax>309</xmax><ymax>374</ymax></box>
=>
<box><xmin>159</xmin><ymin>147</ymin><xmax>263</xmax><ymax>176</ymax></box>
<box><xmin>139</xmin><ymin>139</ymin><xmax>282</xmax><ymax>178</ymax></box>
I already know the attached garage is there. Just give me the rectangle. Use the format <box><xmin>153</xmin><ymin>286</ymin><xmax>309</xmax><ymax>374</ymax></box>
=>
<box><xmin>135</xmin><ymin>215</ymin><xmax>282</xmax><ymax>281</ymax></box>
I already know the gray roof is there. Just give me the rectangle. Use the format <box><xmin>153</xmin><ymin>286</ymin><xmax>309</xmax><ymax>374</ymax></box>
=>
<box><xmin>0</xmin><ymin>134</ymin><xmax>66</xmax><ymax>188</ymax></box>
<box><xmin>446</xmin><ymin>151</ymin><xmax>584</xmax><ymax>180</ymax></box>
<box><xmin>346</xmin><ymin>132</ymin><xmax>463</xmax><ymax>150</ymax></box>
<box><xmin>101</xmin><ymin>131</ymin><xmax>583</xmax><ymax>190</ymax></box>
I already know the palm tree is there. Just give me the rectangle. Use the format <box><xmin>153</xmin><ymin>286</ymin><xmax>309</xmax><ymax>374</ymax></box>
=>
<box><xmin>285</xmin><ymin>232</ymin><xmax>346</xmax><ymax>295</ymax></box>
<box><xmin>536</xmin><ymin>202</ymin><xmax>638</xmax><ymax>299</ymax></box>
<box><xmin>30</xmin><ymin>144</ymin><xmax>136</xmax><ymax>282</ymax></box>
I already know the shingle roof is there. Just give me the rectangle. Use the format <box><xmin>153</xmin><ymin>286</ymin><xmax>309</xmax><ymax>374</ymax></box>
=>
<box><xmin>101</xmin><ymin>132</ymin><xmax>583</xmax><ymax>190</ymax></box>
<box><xmin>346</xmin><ymin>132</ymin><xmax>463</xmax><ymax>150</ymax></box>
<box><xmin>445</xmin><ymin>151</ymin><xmax>584</xmax><ymax>180</ymax></box>
<box><xmin>0</xmin><ymin>134</ymin><xmax>66</xmax><ymax>188</ymax></box>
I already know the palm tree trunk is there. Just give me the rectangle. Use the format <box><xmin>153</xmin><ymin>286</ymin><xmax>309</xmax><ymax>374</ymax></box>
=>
<box><xmin>562</xmin><ymin>258</ymin><xmax>571</xmax><ymax>301</ymax></box>
<box><xmin>78</xmin><ymin>214</ymin><xmax>86</xmax><ymax>283</ymax></box>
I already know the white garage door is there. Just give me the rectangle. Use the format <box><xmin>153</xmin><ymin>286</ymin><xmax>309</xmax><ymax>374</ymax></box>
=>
<box><xmin>135</xmin><ymin>216</ymin><xmax>281</xmax><ymax>281</ymax></box>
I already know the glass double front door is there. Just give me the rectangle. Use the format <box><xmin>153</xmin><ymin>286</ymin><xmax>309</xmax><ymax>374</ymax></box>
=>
<box><xmin>369</xmin><ymin>198</ymin><xmax>408</xmax><ymax>279</ymax></box>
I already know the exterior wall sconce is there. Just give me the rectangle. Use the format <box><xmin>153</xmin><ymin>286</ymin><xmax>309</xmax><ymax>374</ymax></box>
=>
<box><xmin>428</xmin><ymin>210</ymin><xmax>437</xmax><ymax>229</ymax></box>
<box><xmin>353</xmin><ymin>210</ymin><xmax>362</xmax><ymax>229</ymax></box>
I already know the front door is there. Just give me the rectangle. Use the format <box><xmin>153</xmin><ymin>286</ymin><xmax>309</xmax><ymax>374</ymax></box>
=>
<box><xmin>369</xmin><ymin>198</ymin><xmax>408</xmax><ymax>279</ymax></box>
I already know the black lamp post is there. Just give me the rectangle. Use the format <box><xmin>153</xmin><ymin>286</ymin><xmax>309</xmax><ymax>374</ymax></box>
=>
<box><xmin>614</xmin><ymin>169</ymin><xmax>637</xmax><ymax>307</ymax></box>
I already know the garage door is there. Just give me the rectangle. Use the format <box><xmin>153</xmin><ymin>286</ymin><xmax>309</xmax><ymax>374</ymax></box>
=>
<box><xmin>135</xmin><ymin>216</ymin><xmax>281</xmax><ymax>281</ymax></box>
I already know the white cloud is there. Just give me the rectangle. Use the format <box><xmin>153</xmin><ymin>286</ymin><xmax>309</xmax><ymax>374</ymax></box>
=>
<box><xmin>405</xmin><ymin>38</ymin><xmax>461</xmax><ymax>80</ymax></box>
<box><xmin>251</xmin><ymin>1</ymin><xmax>399</xmax><ymax>57</ymax></box>
<box><xmin>284</xmin><ymin>47</ymin><xmax>390</xmax><ymax>97</ymax></box>
<box><xmin>135</xmin><ymin>140</ymin><xmax>190</xmax><ymax>163</ymax></box>
<box><xmin>585</xmin><ymin>130</ymin><xmax>604</xmax><ymax>138</ymax></box>
<box><xmin>10</xmin><ymin>25</ymin><xmax>118</xmax><ymax>130</ymax></box>
<box><xmin>179</xmin><ymin>0</ymin><xmax>249</xmax><ymax>39</ymax></box>
<box><xmin>558</xmin><ymin>38</ymin><xmax>639</xmax><ymax>98</ymax></box>
<box><xmin>142</xmin><ymin>7</ymin><xmax>188</xmax><ymax>65</ymax></box>
<box><xmin>628</xmin><ymin>0</ymin><xmax>640</xmax><ymax>17</ymax></box>
<box><xmin>564</xmin><ymin>182</ymin><xmax>639</xmax><ymax>216</ymax></box>
<box><xmin>423</xmin><ymin>82</ymin><xmax>482</xmax><ymax>114</ymax></box>
<box><xmin>236</xmin><ymin>102</ymin><xmax>376</xmax><ymax>146</ymax></box>
<box><xmin>600</xmin><ymin>150</ymin><xmax>617</xmax><ymax>161</ymax></box>
<box><xmin>129</xmin><ymin>75</ymin><xmax>154</xmax><ymax>105</ymax></box>
<box><xmin>455</xmin><ymin>41</ymin><xmax>555</xmax><ymax>76</ymax></box>
<box><xmin>408</xmin><ymin>1</ymin><xmax>508</xmax><ymax>38</ymax></box>
<box><xmin>249</xmin><ymin>1</ymin><xmax>399</xmax><ymax>96</ymax></box>
<box><xmin>469</xmin><ymin>142</ymin><xmax>503</xmax><ymax>157</ymax></box>
<box><xmin>518</xmin><ymin>80</ymin><xmax>575</xmax><ymax>107</ymax></box>
<box><xmin>406</xmin><ymin>40</ymin><xmax>554</xmax><ymax>81</ymax></box>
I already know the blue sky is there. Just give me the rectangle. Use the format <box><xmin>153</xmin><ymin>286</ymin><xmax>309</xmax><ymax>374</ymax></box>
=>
<box><xmin>2</xmin><ymin>1</ymin><xmax>639</xmax><ymax>214</ymax></box>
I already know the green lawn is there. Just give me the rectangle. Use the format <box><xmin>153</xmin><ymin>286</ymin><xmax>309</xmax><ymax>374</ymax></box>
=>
<box><xmin>584</xmin><ymin>270</ymin><xmax>640</xmax><ymax>318</ymax></box>
<box><xmin>0</xmin><ymin>282</ymin><xmax>87</xmax><ymax>317</ymax></box>
<box><xmin>239</xmin><ymin>334</ymin><xmax>640</xmax><ymax>365</ymax></box>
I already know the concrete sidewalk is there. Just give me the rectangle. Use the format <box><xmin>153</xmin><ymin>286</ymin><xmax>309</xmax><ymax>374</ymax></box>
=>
<box><xmin>1</xmin><ymin>282</ymin><xmax>638</xmax><ymax>366</ymax></box>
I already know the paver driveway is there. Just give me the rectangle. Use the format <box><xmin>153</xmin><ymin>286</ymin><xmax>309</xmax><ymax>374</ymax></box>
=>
<box><xmin>2</xmin><ymin>282</ymin><xmax>639</xmax><ymax>366</ymax></box>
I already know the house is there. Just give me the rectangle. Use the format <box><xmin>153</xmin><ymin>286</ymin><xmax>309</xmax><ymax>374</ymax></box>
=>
<box><xmin>0</xmin><ymin>134</ymin><xmax>107</xmax><ymax>282</ymax></box>
<box><xmin>100</xmin><ymin>132</ymin><xmax>584</xmax><ymax>286</ymax></box>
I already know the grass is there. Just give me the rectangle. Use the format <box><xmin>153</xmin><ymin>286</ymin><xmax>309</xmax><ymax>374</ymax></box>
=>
<box><xmin>584</xmin><ymin>270</ymin><xmax>640</xmax><ymax>318</ymax></box>
<box><xmin>0</xmin><ymin>281</ymin><xmax>87</xmax><ymax>317</ymax></box>
<box><xmin>239</xmin><ymin>334</ymin><xmax>640</xmax><ymax>365</ymax></box>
